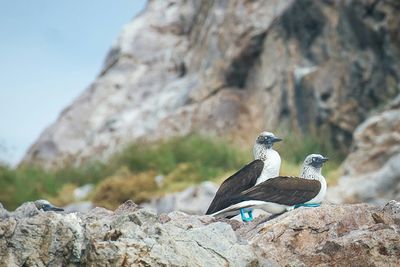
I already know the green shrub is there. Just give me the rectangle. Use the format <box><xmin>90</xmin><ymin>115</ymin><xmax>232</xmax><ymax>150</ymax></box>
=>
<box><xmin>276</xmin><ymin>132</ymin><xmax>341</xmax><ymax>163</ymax></box>
<box><xmin>0</xmin><ymin>164</ymin><xmax>56</xmax><ymax>209</ymax></box>
<box><xmin>0</xmin><ymin>161</ymin><xmax>108</xmax><ymax>210</ymax></box>
<box><xmin>274</xmin><ymin>130</ymin><xmax>344</xmax><ymax>174</ymax></box>
<box><xmin>109</xmin><ymin>135</ymin><xmax>248</xmax><ymax>176</ymax></box>
<box><xmin>0</xmin><ymin>133</ymin><xmax>344</xmax><ymax>210</ymax></box>
<box><xmin>92</xmin><ymin>167</ymin><xmax>158</xmax><ymax>210</ymax></box>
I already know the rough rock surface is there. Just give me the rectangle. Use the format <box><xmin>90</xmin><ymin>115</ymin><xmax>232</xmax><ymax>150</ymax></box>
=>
<box><xmin>242</xmin><ymin>200</ymin><xmax>400</xmax><ymax>266</ymax></box>
<box><xmin>328</xmin><ymin>96</ymin><xmax>400</xmax><ymax>204</ymax></box>
<box><xmin>143</xmin><ymin>181</ymin><xmax>217</xmax><ymax>215</ymax></box>
<box><xmin>1</xmin><ymin>200</ymin><xmax>399</xmax><ymax>266</ymax></box>
<box><xmin>0</xmin><ymin>200</ymin><xmax>264</xmax><ymax>266</ymax></box>
<box><xmin>22</xmin><ymin>0</ymin><xmax>400</xmax><ymax>168</ymax></box>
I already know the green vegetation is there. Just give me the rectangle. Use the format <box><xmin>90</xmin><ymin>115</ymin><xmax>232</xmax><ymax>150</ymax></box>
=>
<box><xmin>275</xmin><ymin>130</ymin><xmax>344</xmax><ymax>184</ymax></box>
<box><xmin>109</xmin><ymin>135</ymin><xmax>248</xmax><ymax>177</ymax></box>
<box><xmin>0</xmin><ymin>133</ymin><xmax>344</xmax><ymax>210</ymax></box>
<box><xmin>0</xmin><ymin>162</ymin><xmax>108</xmax><ymax>210</ymax></box>
<box><xmin>92</xmin><ymin>135</ymin><xmax>250</xmax><ymax>209</ymax></box>
<box><xmin>92</xmin><ymin>168</ymin><xmax>158</xmax><ymax>210</ymax></box>
<box><xmin>0</xmin><ymin>135</ymin><xmax>248</xmax><ymax>210</ymax></box>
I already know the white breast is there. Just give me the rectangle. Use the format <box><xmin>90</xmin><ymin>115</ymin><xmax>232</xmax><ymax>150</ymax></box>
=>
<box><xmin>306</xmin><ymin>174</ymin><xmax>327</xmax><ymax>204</ymax></box>
<box><xmin>256</xmin><ymin>149</ymin><xmax>281</xmax><ymax>185</ymax></box>
<box><xmin>300</xmin><ymin>166</ymin><xmax>327</xmax><ymax>204</ymax></box>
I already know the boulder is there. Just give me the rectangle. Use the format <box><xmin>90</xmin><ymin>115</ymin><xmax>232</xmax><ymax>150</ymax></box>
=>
<box><xmin>63</xmin><ymin>201</ymin><xmax>94</xmax><ymax>213</ymax></box>
<box><xmin>328</xmin><ymin>96</ymin><xmax>400</xmax><ymax>204</ymax></box>
<box><xmin>143</xmin><ymin>181</ymin><xmax>218</xmax><ymax>215</ymax></box>
<box><xmin>21</xmin><ymin>0</ymin><xmax>400</xmax><ymax>168</ymax></box>
<box><xmin>0</xmin><ymin>200</ymin><xmax>399</xmax><ymax>266</ymax></box>
<box><xmin>243</xmin><ymin>201</ymin><xmax>400</xmax><ymax>266</ymax></box>
<box><xmin>0</xmin><ymin>200</ymin><xmax>264</xmax><ymax>266</ymax></box>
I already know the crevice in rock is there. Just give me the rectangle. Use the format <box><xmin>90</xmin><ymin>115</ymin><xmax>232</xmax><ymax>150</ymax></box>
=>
<box><xmin>280</xmin><ymin>0</ymin><xmax>326</xmax><ymax>60</ymax></box>
<box><xmin>224</xmin><ymin>31</ymin><xmax>267</xmax><ymax>89</ymax></box>
<box><xmin>338</xmin><ymin>3</ymin><xmax>383</xmax><ymax>53</ymax></box>
<box><xmin>194</xmin><ymin>241</ymin><xmax>230</xmax><ymax>264</ymax></box>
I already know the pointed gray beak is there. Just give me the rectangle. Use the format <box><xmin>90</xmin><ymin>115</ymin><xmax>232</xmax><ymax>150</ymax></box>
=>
<box><xmin>321</xmin><ymin>157</ymin><xmax>329</xmax><ymax>162</ymax></box>
<box><xmin>50</xmin><ymin>206</ymin><xmax>64</xmax><ymax>212</ymax></box>
<box><xmin>272</xmin><ymin>137</ymin><xmax>283</xmax><ymax>143</ymax></box>
<box><xmin>42</xmin><ymin>204</ymin><xmax>64</xmax><ymax>212</ymax></box>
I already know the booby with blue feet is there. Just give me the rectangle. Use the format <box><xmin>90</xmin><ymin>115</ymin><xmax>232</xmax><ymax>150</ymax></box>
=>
<box><xmin>206</xmin><ymin>131</ymin><xmax>282</xmax><ymax>221</ymax></box>
<box><xmin>210</xmin><ymin>154</ymin><xmax>328</xmax><ymax>218</ymax></box>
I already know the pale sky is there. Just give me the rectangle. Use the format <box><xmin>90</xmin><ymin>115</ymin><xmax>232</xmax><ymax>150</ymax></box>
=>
<box><xmin>0</xmin><ymin>0</ymin><xmax>147</xmax><ymax>165</ymax></box>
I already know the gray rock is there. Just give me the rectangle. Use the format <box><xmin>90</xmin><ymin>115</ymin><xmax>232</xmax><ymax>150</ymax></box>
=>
<box><xmin>383</xmin><ymin>200</ymin><xmax>400</xmax><ymax>223</ymax></box>
<box><xmin>11</xmin><ymin>202</ymin><xmax>40</xmax><ymax>218</ymax></box>
<box><xmin>143</xmin><ymin>181</ymin><xmax>218</xmax><ymax>215</ymax></box>
<box><xmin>73</xmin><ymin>184</ymin><xmax>94</xmax><ymax>201</ymax></box>
<box><xmin>242</xmin><ymin>202</ymin><xmax>400</xmax><ymax>266</ymax></box>
<box><xmin>328</xmin><ymin>97</ymin><xmax>400</xmax><ymax>204</ymax></box>
<box><xmin>21</xmin><ymin>0</ymin><xmax>400</xmax><ymax>168</ymax></box>
<box><xmin>63</xmin><ymin>201</ymin><xmax>94</xmax><ymax>213</ymax></box>
<box><xmin>1</xmin><ymin>200</ymin><xmax>399</xmax><ymax>266</ymax></box>
<box><xmin>0</xmin><ymin>203</ymin><xmax>9</xmax><ymax>219</ymax></box>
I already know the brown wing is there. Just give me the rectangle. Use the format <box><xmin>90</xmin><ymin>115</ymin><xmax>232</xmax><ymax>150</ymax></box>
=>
<box><xmin>230</xmin><ymin>176</ymin><xmax>321</xmax><ymax>206</ymax></box>
<box><xmin>206</xmin><ymin>160</ymin><xmax>264</xmax><ymax>214</ymax></box>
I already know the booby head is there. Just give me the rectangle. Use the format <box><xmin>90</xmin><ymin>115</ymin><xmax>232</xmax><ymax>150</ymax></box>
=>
<box><xmin>303</xmin><ymin>154</ymin><xmax>329</xmax><ymax>169</ymax></box>
<box><xmin>253</xmin><ymin>131</ymin><xmax>282</xmax><ymax>179</ymax></box>
<box><xmin>34</xmin><ymin>200</ymin><xmax>64</xmax><ymax>212</ymax></box>
<box><xmin>255</xmin><ymin>131</ymin><xmax>282</xmax><ymax>149</ymax></box>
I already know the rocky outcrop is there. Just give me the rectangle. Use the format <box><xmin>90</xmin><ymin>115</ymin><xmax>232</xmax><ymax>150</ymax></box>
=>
<box><xmin>22</xmin><ymin>0</ymin><xmax>400</xmax><ymax>168</ymax></box>
<box><xmin>244</xmin><ymin>201</ymin><xmax>400</xmax><ymax>266</ymax></box>
<box><xmin>143</xmin><ymin>181</ymin><xmax>217</xmax><ymax>215</ymax></box>
<box><xmin>328</xmin><ymin>96</ymin><xmax>400</xmax><ymax>204</ymax></box>
<box><xmin>1</xmin><ymin>200</ymin><xmax>399</xmax><ymax>266</ymax></box>
<box><xmin>0</xmin><ymin>201</ymin><xmax>263</xmax><ymax>266</ymax></box>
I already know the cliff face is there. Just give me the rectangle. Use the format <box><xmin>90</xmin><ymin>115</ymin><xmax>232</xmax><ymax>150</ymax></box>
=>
<box><xmin>22</xmin><ymin>0</ymin><xmax>400</xmax><ymax>168</ymax></box>
<box><xmin>328</xmin><ymin>96</ymin><xmax>400</xmax><ymax>204</ymax></box>
<box><xmin>0</xmin><ymin>200</ymin><xmax>399</xmax><ymax>266</ymax></box>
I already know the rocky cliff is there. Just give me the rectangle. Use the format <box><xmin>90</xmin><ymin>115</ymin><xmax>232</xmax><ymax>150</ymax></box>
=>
<box><xmin>0</xmin><ymin>200</ymin><xmax>399</xmax><ymax>266</ymax></box>
<box><xmin>22</xmin><ymin>0</ymin><xmax>400</xmax><ymax>168</ymax></box>
<box><xmin>328</xmin><ymin>95</ymin><xmax>400</xmax><ymax>204</ymax></box>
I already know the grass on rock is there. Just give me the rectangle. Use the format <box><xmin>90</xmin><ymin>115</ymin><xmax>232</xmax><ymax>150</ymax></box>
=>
<box><xmin>0</xmin><ymin>134</ymin><xmax>344</xmax><ymax>210</ymax></box>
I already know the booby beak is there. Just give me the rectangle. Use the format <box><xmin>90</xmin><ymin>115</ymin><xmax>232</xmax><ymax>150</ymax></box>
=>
<box><xmin>321</xmin><ymin>157</ymin><xmax>329</xmax><ymax>162</ymax></box>
<box><xmin>272</xmin><ymin>137</ymin><xmax>283</xmax><ymax>143</ymax></box>
<box><xmin>42</xmin><ymin>204</ymin><xmax>64</xmax><ymax>212</ymax></box>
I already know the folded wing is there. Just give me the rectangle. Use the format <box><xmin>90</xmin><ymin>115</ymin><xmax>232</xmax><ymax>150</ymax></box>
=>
<box><xmin>206</xmin><ymin>160</ymin><xmax>264</xmax><ymax>214</ymax></box>
<box><xmin>230</xmin><ymin>176</ymin><xmax>321</xmax><ymax>206</ymax></box>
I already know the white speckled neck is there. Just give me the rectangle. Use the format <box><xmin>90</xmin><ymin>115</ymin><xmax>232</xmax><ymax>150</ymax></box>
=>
<box><xmin>300</xmin><ymin>165</ymin><xmax>322</xmax><ymax>180</ymax></box>
<box><xmin>301</xmin><ymin>165</ymin><xmax>327</xmax><ymax>204</ymax></box>
<box><xmin>253</xmin><ymin>143</ymin><xmax>281</xmax><ymax>184</ymax></box>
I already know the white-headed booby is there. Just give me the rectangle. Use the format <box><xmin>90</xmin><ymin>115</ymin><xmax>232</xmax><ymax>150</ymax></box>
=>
<box><xmin>210</xmin><ymin>154</ymin><xmax>328</xmax><ymax>218</ymax></box>
<box><xmin>34</xmin><ymin>200</ymin><xmax>64</xmax><ymax>212</ymax></box>
<box><xmin>206</xmin><ymin>132</ymin><xmax>282</xmax><ymax>219</ymax></box>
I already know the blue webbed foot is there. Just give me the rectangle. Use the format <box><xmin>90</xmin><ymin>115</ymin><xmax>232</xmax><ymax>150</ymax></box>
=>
<box><xmin>240</xmin><ymin>208</ymin><xmax>254</xmax><ymax>222</ymax></box>
<box><xmin>294</xmin><ymin>203</ymin><xmax>321</xmax><ymax>209</ymax></box>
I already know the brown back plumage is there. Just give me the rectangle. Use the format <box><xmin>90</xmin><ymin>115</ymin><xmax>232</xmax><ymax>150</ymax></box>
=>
<box><xmin>206</xmin><ymin>160</ymin><xmax>264</xmax><ymax>214</ymax></box>
<box><xmin>230</xmin><ymin>176</ymin><xmax>321</xmax><ymax>206</ymax></box>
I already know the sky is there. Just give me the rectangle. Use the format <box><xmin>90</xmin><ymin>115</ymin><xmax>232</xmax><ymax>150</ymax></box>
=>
<box><xmin>0</xmin><ymin>0</ymin><xmax>147</xmax><ymax>165</ymax></box>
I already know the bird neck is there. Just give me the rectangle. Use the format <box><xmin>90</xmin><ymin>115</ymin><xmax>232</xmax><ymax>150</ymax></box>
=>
<box><xmin>300</xmin><ymin>165</ymin><xmax>323</xmax><ymax>181</ymax></box>
<box><xmin>301</xmin><ymin>165</ymin><xmax>327</xmax><ymax>204</ymax></box>
<box><xmin>253</xmin><ymin>144</ymin><xmax>281</xmax><ymax>183</ymax></box>
<box><xmin>253</xmin><ymin>143</ymin><xmax>276</xmax><ymax>161</ymax></box>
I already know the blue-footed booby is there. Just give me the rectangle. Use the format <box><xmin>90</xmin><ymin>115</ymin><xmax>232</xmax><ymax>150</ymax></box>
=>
<box><xmin>206</xmin><ymin>132</ymin><xmax>282</xmax><ymax>220</ymax></box>
<box><xmin>34</xmin><ymin>200</ymin><xmax>64</xmax><ymax>212</ymax></box>
<box><xmin>210</xmin><ymin>154</ymin><xmax>328</xmax><ymax>218</ymax></box>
